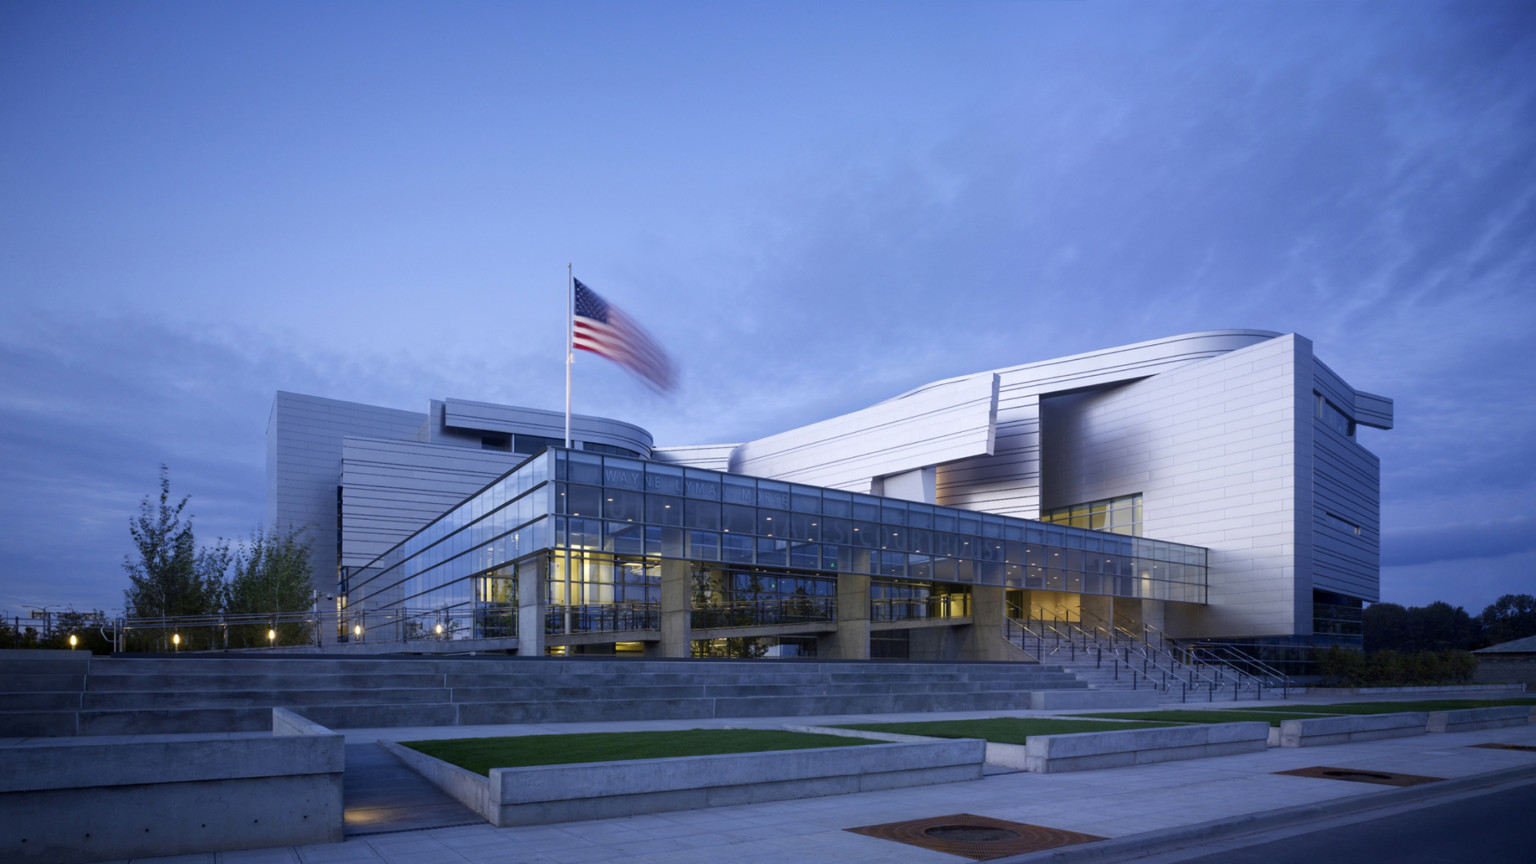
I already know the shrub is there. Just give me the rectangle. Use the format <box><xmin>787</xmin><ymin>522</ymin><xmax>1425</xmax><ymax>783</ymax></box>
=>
<box><xmin>1315</xmin><ymin>646</ymin><xmax>1478</xmax><ymax>686</ymax></box>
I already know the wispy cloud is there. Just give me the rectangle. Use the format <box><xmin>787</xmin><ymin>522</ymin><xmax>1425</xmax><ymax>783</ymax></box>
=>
<box><xmin>1</xmin><ymin>2</ymin><xmax>1533</xmax><ymax>615</ymax></box>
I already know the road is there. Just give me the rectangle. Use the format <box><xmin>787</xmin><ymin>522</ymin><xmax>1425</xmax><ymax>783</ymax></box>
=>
<box><xmin>1152</xmin><ymin>780</ymin><xmax>1536</xmax><ymax>864</ymax></box>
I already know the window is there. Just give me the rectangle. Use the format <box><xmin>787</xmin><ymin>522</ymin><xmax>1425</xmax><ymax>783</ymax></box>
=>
<box><xmin>514</xmin><ymin>434</ymin><xmax>564</xmax><ymax>455</ymax></box>
<box><xmin>1326</xmin><ymin>512</ymin><xmax>1363</xmax><ymax>536</ymax></box>
<box><xmin>583</xmin><ymin>442</ymin><xmax>641</xmax><ymax>457</ymax></box>
<box><xmin>1040</xmin><ymin>494</ymin><xmax>1142</xmax><ymax>536</ymax></box>
<box><xmin>1313</xmin><ymin>590</ymin><xmax>1363</xmax><ymax>636</ymax></box>
<box><xmin>1315</xmin><ymin>394</ymin><xmax>1355</xmax><ymax>438</ymax></box>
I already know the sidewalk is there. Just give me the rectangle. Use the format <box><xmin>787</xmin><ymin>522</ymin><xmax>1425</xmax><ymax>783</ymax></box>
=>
<box><xmin>99</xmin><ymin>700</ymin><xmax>1536</xmax><ymax>864</ymax></box>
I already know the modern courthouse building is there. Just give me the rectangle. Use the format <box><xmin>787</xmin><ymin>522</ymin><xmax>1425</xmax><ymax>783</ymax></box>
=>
<box><xmin>267</xmin><ymin>330</ymin><xmax>1391</xmax><ymax>664</ymax></box>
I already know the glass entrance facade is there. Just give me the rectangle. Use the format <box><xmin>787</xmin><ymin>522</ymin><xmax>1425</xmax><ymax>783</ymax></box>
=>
<box><xmin>341</xmin><ymin>448</ymin><xmax>1209</xmax><ymax>653</ymax></box>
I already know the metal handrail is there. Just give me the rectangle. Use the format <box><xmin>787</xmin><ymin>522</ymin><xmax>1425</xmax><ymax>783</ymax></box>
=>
<box><xmin>1178</xmin><ymin>641</ymin><xmax>1292</xmax><ymax>690</ymax></box>
<box><xmin>546</xmin><ymin>602</ymin><xmax>659</xmax><ymax>634</ymax></box>
<box><xmin>998</xmin><ymin>603</ymin><xmax>1287</xmax><ymax>701</ymax></box>
<box><xmin>1008</xmin><ymin>606</ymin><xmax>1270</xmax><ymax>699</ymax></box>
<box><xmin>690</xmin><ymin>598</ymin><xmax>836</xmax><ymax>629</ymax></box>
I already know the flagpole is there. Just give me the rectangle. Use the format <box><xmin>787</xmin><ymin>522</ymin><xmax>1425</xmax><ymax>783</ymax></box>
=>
<box><xmin>563</xmin><ymin>264</ymin><xmax>574</xmax><ymax>638</ymax></box>
<box><xmin>564</xmin><ymin>264</ymin><xmax>573</xmax><ymax>449</ymax></box>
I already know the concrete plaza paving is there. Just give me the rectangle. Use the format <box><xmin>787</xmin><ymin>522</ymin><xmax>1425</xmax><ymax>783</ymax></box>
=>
<box><xmin>88</xmin><ymin>695</ymin><xmax>1536</xmax><ymax>864</ymax></box>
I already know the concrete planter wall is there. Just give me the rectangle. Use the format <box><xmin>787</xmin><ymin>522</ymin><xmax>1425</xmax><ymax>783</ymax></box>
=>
<box><xmin>1028</xmin><ymin>690</ymin><xmax>1161</xmax><ymax>710</ymax></box>
<box><xmin>1277</xmin><ymin>712</ymin><xmax>1428</xmax><ymax>747</ymax></box>
<box><xmin>1022</xmin><ymin>722</ymin><xmax>1269</xmax><ymax>773</ymax></box>
<box><xmin>1425</xmin><ymin>706</ymin><xmax>1532</xmax><ymax>733</ymax></box>
<box><xmin>795</xmin><ymin>720</ymin><xmax>1273</xmax><ymax>772</ymax></box>
<box><xmin>0</xmin><ymin>708</ymin><xmax>343</xmax><ymax>864</ymax></box>
<box><xmin>1304</xmin><ymin>684</ymin><xmax>1525</xmax><ymax>697</ymax></box>
<box><xmin>384</xmin><ymin>735</ymin><xmax>984</xmax><ymax>827</ymax></box>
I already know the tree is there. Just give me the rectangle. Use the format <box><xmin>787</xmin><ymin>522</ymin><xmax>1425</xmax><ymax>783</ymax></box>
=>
<box><xmin>123</xmin><ymin>466</ymin><xmax>222</xmax><ymax>621</ymax></box>
<box><xmin>224</xmin><ymin>525</ymin><xmax>316</xmax><ymax>647</ymax></box>
<box><xmin>48</xmin><ymin>610</ymin><xmax>114</xmax><ymax>654</ymax></box>
<box><xmin>1480</xmin><ymin>593</ymin><xmax>1536</xmax><ymax>646</ymax></box>
<box><xmin>1363</xmin><ymin>602</ymin><xmax>1408</xmax><ymax>653</ymax></box>
<box><xmin>1410</xmin><ymin>601</ymin><xmax>1482</xmax><ymax>652</ymax></box>
<box><xmin>1363</xmin><ymin>600</ymin><xmax>1480</xmax><ymax>653</ymax></box>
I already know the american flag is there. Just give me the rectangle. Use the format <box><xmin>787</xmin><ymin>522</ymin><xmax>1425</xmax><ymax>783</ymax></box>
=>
<box><xmin>572</xmin><ymin>278</ymin><xmax>676</xmax><ymax>391</ymax></box>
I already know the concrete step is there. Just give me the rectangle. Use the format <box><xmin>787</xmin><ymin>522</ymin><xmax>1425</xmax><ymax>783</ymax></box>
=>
<box><xmin>18</xmin><ymin>654</ymin><xmax>1090</xmax><ymax>735</ymax></box>
<box><xmin>85</xmin><ymin>657</ymin><xmax>450</xmax><ymax>676</ymax></box>
<box><xmin>437</xmin><ymin>669</ymin><xmax>1065</xmax><ymax>688</ymax></box>
<box><xmin>445</xmin><ymin>689</ymin><xmax>1037</xmax><ymax>726</ymax></box>
<box><xmin>0</xmin><ymin>710</ymin><xmax>78</xmax><ymax>737</ymax></box>
<box><xmin>291</xmin><ymin>703</ymin><xmax>463</xmax><ymax>730</ymax></box>
<box><xmin>449</xmin><ymin>684</ymin><xmax>708</xmax><ymax>702</ymax></box>
<box><xmin>1</xmin><ymin>692</ymin><xmax>83</xmax><ymax>710</ymax></box>
<box><xmin>82</xmin><ymin>688</ymin><xmax>455</xmax><ymax>709</ymax></box>
<box><xmin>708</xmin><ymin>690</ymin><xmax>1034</xmax><ymax>717</ymax></box>
<box><xmin>84</xmin><ymin>672</ymin><xmax>448</xmax><ymax>692</ymax></box>
<box><xmin>453</xmin><ymin>698</ymin><xmax>715</xmax><ymax>726</ymax></box>
<box><xmin>0</xmin><ymin>673</ymin><xmax>87</xmax><ymax>692</ymax></box>
<box><xmin>77</xmin><ymin>706</ymin><xmax>276</xmax><ymax>735</ymax></box>
<box><xmin>0</xmin><ymin>658</ymin><xmax>91</xmax><ymax>675</ymax></box>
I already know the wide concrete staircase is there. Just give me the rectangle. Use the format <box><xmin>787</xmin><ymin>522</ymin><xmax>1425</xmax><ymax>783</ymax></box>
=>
<box><xmin>1006</xmin><ymin>614</ymin><xmax>1292</xmax><ymax>705</ymax></box>
<box><xmin>1</xmin><ymin>653</ymin><xmax>1088</xmax><ymax>737</ymax></box>
<box><xmin>0</xmin><ymin>652</ymin><xmax>91</xmax><ymax>736</ymax></box>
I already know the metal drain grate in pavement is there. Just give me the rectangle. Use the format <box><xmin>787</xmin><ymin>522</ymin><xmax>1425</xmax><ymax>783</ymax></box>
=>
<box><xmin>847</xmin><ymin>813</ymin><xmax>1105</xmax><ymax>860</ymax></box>
<box><xmin>1468</xmin><ymin>742</ymin><xmax>1536</xmax><ymax>753</ymax></box>
<box><xmin>1274</xmin><ymin>765</ymin><xmax>1444</xmax><ymax>787</ymax></box>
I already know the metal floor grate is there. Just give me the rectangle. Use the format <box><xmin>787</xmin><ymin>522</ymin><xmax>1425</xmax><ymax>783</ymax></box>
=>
<box><xmin>1468</xmin><ymin>742</ymin><xmax>1536</xmax><ymax>753</ymax></box>
<box><xmin>1274</xmin><ymin>765</ymin><xmax>1444</xmax><ymax>787</ymax></box>
<box><xmin>847</xmin><ymin>812</ymin><xmax>1106</xmax><ymax>860</ymax></box>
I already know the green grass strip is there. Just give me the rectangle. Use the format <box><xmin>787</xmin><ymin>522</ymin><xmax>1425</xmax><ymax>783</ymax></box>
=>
<box><xmin>1070</xmin><ymin>710</ymin><xmax>1332</xmax><ymax>727</ymax></box>
<box><xmin>402</xmin><ymin>729</ymin><xmax>875</xmax><ymax>776</ymax></box>
<box><xmin>1231</xmin><ymin>698</ymin><xmax>1536</xmax><ymax>715</ymax></box>
<box><xmin>832</xmin><ymin>717</ymin><xmax>1186</xmax><ymax>746</ymax></box>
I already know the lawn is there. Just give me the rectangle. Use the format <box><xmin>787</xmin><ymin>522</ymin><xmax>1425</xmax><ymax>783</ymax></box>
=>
<box><xmin>1069</xmin><ymin>709</ymin><xmax>1331</xmax><ymax>727</ymax></box>
<box><xmin>1229</xmin><ymin>698</ymin><xmax>1536</xmax><ymax>715</ymax></box>
<box><xmin>402</xmin><ymin>729</ymin><xmax>875</xmax><ymax>776</ymax></box>
<box><xmin>831</xmin><ymin>717</ymin><xmax>1186</xmax><ymax>745</ymax></box>
<box><xmin>1062</xmin><ymin>698</ymin><xmax>1536</xmax><ymax>727</ymax></box>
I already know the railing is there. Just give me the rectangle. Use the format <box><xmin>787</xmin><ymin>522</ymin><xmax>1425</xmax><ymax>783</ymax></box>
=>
<box><xmin>691</xmin><ymin>598</ymin><xmax>836</xmax><ymax>629</ymax></box>
<box><xmin>1178</xmin><ymin>641</ymin><xmax>1292</xmax><ymax>693</ymax></box>
<box><xmin>545</xmin><ymin>603</ymin><xmax>660</xmax><ymax>635</ymax></box>
<box><xmin>118</xmin><ymin>610</ymin><xmax>322</xmax><ymax>652</ymax></box>
<box><xmin>1002</xmin><ymin>603</ymin><xmax>1288</xmax><ymax>702</ymax></box>
<box><xmin>1006</xmin><ymin>606</ymin><xmax>1158</xmax><ymax>692</ymax></box>
<box><xmin>106</xmin><ymin>606</ymin><xmax>520</xmax><ymax>651</ymax></box>
<box><xmin>872</xmin><ymin>594</ymin><xmax>969</xmax><ymax>623</ymax></box>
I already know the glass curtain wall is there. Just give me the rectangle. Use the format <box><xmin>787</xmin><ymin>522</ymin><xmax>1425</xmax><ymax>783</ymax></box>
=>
<box><xmin>689</xmin><ymin>567</ymin><xmax>836</xmax><ymax>629</ymax></box>
<box><xmin>343</xmin><ymin>448</ymin><xmax>1209</xmax><ymax>643</ymax></box>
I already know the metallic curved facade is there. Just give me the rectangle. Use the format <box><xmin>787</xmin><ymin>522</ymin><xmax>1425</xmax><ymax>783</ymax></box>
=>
<box><xmin>266</xmin><ymin>391</ymin><xmax>653</xmax><ymax>604</ymax></box>
<box><xmin>271</xmin><ymin>329</ymin><xmax>1392</xmax><ymax>651</ymax></box>
<box><xmin>656</xmin><ymin>330</ymin><xmax>1392</xmax><ymax>643</ymax></box>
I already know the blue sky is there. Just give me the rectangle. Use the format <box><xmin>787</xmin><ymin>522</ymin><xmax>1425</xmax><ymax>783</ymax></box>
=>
<box><xmin>2</xmin><ymin>1</ymin><xmax>1533</xmax><ymax>621</ymax></box>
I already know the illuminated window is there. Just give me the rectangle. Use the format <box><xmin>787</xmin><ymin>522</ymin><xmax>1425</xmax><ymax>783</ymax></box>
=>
<box><xmin>1041</xmin><ymin>494</ymin><xmax>1143</xmax><ymax>536</ymax></box>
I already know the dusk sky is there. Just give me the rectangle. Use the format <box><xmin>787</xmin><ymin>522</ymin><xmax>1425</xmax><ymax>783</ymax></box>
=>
<box><xmin>2</xmin><ymin>1</ymin><xmax>1533</xmax><ymax>622</ymax></box>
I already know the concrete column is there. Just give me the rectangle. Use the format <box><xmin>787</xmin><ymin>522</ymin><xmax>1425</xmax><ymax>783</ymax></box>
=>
<box><xmin>827</xmin><ymin>572</ymin><xmax>871</xmax><ymax>660</ymax></box>
<box><xmin>516</xmin><ymin>557</ymin><xmax>545</xmax><ymax>657</ymax></box>
<box><xmin>1113</xmin><ymin>598</ymin><xmax>1144</xmax><ymax>638</ymax></box>
<box><xmin>657</xmin><ymin>559</ymin><xmax>691</xmax><ymax>658</ymax></box>
<box><xmin>1080</xmin><ymin>594</ymin><xmax>1113</xmax><ymax>635</ymax></box>
<box><xmin>956</xmin><ymin>584</ymin><xmax>1013</xmax><ymax>661</ymax></box>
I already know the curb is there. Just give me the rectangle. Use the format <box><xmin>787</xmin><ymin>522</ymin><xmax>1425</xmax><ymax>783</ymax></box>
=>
<box><xmin>993</xmin><ymin>761</ymin><xmax>1536</xmax><ymax>863</ymax></box>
